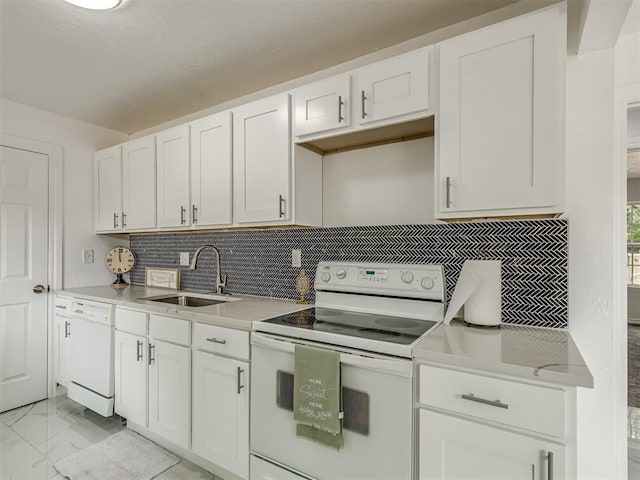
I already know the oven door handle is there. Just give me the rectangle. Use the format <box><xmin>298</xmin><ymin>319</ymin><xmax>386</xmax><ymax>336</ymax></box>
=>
<box><xmin>251</xmin><ymin>332</ymin><xmax>412</xmax><ymax>377</ymax></box>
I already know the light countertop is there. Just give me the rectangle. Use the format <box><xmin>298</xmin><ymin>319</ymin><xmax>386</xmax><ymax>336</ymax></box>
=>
<box><xmin>57</xmin><ymin>285</ymin><xmax>311</xmax><ymax>331</ymax></box>
<box><xmin>413</xmin><ymin>319</ymin><xmax>593</xmax><ymax>388</ymax></box>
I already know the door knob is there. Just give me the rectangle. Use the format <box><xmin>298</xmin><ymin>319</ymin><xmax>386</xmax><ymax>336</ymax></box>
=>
<box><xmin>32</xmin><ymin>284</ymin><xmax>47</xmax><ymax>294</ymax></box>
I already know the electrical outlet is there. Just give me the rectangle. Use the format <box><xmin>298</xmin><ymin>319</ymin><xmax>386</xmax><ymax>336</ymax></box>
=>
<box><xmin>82</xmin><ymin>249</ymin><xmax>94</xmax><ymax>264</ymax></box>
<box><xmin>292</xmin><ymin>249</ymin><xmax>302</xmax><ymax>268</ymax></box>
<box><xmin>180</xmin><ymin>252</ymin><xmax>190</xmax><ymax>266</ymax></box>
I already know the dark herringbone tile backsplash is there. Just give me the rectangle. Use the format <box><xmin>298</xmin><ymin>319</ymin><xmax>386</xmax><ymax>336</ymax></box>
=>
<box><xmin>129</xmin><ymin>219</ymin><xmax>568</xmax><ymax>328</ymax></box>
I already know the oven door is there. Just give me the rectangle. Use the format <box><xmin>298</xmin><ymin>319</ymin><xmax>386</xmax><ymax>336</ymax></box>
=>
<box><xmin>250</xmin><ymin>332</ymin><xmax>413</xmax><ymax>480</ymax></box>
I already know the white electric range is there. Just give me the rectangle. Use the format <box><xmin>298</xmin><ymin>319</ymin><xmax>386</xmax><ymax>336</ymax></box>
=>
<box><xmin>251</xmin><ymin>261</ymin><xmax>446</xmax><ymax>480</ymax></box>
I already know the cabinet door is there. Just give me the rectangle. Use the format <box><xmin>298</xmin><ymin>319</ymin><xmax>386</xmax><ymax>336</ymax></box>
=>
<box><xmin>356</xmin><ymin>47</ymin><xmax>432</xmax><ymax>125</ymax></box>
<box><xmin>53</xmin><ymin>315</ymin><xmax>71</xmax><ymax>388</ymax></box>
<box><xmin>190</xmin><ymin>112</ymin><xmax>232</xmax><ymax>227</ymax></box>
<box><xmin>192</xmin><ymin>351</ymin><xmax>249</xmax><ymax>478</ymax></box>
<box><xmin>94</xmin><ymin>145</ymin><xmax>123</xmax><ymax>231</ymax></box>
<box><xmin>122</xmin><ymin>135</ymin><xmax>156</xmax><ymax>230</ymax></box>
<box><xmin>294</xmin><ymin>74</ymin><xmax>351</xmax><ymax>137</ymax></box>
<box><xmin>436</xmin><ymin>6</ymin><xmax>563</xmax><ymax>217</ymax></box>
<box><xmin>114</xmin><ymin>331</ymin><xmax>148</xmax><ymax>427</ymax></box>
<box><xmin>233</xmin><ymin>94</ymin><xmax>291</xmax><ymax>223</ymax></box>
<box><xmin>148</xmin><ymin>340</ymin><xmax>190</xmax><ymax>449</ymax></box>
<box><xmin>156</xmin><ymin>125</ymin><xmax>190</xmax><ymax>228</ymax></box>
<box><xmin>419</xmin><ymin>410</ymin><xmax>565</xmax><ymax>480</ymax></box>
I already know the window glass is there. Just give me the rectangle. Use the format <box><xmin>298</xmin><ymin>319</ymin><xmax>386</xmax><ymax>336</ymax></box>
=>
<box><xmin>628</xmin><ymin>204</ymin><xmax>640</xmax><ymax>285</ymax></box>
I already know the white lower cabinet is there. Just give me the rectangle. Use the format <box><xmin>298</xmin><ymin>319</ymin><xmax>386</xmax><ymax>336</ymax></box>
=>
<box><xmin>114</xmin><ymin>331</ymin><xmax>148</xmax><ymax>427</ymax></box>
<box><xmin>192</xmin><ymin>350</ymin><xmax>249</xmax><ymax>478</ymax></box>
<box><xmin>113</xmin><ymin>307</ymin><xmax>250</xmax><ymax>479</ymax></box>
<box><xmin>148</xmin><ymin>340</ymin><xmax>191</xmax><ymax>449</ymax></box>
<box><xmin>53</xmin><ymin>296</ymin><xmax>72</xmax><ymax>388</ymax></box>
<box><xmin>419</xmin><ymin>410</ymin><xmax>565</xmax><ymax>480</ymax></box>
<box><xmin>417</xmin><ymin>364</ymin><xmax>574</xmax><ymax>480</ymax></box>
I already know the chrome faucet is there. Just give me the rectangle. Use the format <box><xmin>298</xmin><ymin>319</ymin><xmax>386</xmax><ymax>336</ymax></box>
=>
<box><xmin>189</xmin><ymin>244</ymin><xmax>227</xmax><ymax>294</ymax></box>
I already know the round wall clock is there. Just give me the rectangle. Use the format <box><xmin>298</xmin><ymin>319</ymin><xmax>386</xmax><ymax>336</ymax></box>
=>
<box><xmin>106</xmin><ymin>246</ymin><xmax>135</xmax><ymax>288</ymax></box>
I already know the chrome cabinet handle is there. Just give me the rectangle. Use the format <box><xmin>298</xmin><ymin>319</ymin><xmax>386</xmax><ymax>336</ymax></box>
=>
<box><xmin>461</xmin><ymin>393</ymin><xmax>509</xmax><ymax>409</ymax></box>
<box><xmin>180</xmin><ymin>206</ymin><xmax>186</xmax><ymax>224</ymax></box>
<box><xmin>33</xmin><ymin>284</ymin><xmax>47</xmax><ymax>294</ymax></box>
<box><xmin>64</xmin><ymin>321</ymin><xmax>70</xmax><ymax>338</ymax></box>
<box><xmin>338</xmin><ymin>95</ymin><xmax>344</xmax><ymax>123</ymax></box>
<box><xmin>74</xmin><ymin>309</ymin><xmax>84</xmax><ymax>314</ymax></box>
<box><xmin>237</xmin><ymin>367</ymin><xmax>245</xmax><ymax>394</ymax></box>
<box><xmin>55</xmin><ymin>305</ymin><xmax>67</xmax><ymax>310</ymax></box>
<box><xmin>136</xmin><ymin>340</ymin><xmax>143</xmax><ymax>362</ymax></box>
<box><xmin>113</xmin><ymin>213</ymin><xmax>119</xmax><ymax>229</ymax></box>
<box><xmin>361</xmin><ymin>90</ymin><xmax>367</xmax><ymax>119</ymax></box>
<box><xmin>547</xmin><ymin>451</ymin><xmax>554</xmax><ymax>480</ymax></box>
<box><xmin>279</xmin><ymin>195</ymin><xmax>285</xmax><ymax>218</ymax></box>
<box><xmin>445</xmin><ymin>176</ymin><xmax>452</xmax><ymax>208</ymax></box>
<box><xmin>206</xmin><ymin>337</ymin><xmax>226</xmax><ymax>345</ymax></box>
<box><xmin>192</xmin><ymin>204</ymin><xmax>198</xmax><ymax>224</ymax></box>
<box><xmin>122</xmin><ymin>211</ymin><xmax>127</xmax><ymax>228</ymax></box>
<box><xmin>148</xmin><ymin>343</ymin><xmax>155</xmax><ymax>365</ymax></box>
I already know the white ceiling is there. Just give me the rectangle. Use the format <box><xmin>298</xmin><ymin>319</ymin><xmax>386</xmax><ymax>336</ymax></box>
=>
<box><xmin>0</xmin><ymin>0</ymin><xmax>522</xmax><ymax>134</ymax></box>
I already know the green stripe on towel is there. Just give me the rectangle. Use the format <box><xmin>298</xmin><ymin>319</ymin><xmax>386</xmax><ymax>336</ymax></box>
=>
<box><xmin>293</xmin><ymin>344</ymin><xmax>343</xmax><ymax>450</ymax></box>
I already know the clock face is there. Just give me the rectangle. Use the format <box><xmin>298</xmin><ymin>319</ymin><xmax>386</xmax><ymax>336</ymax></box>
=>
<box><xmin>106</xmin><ymin>247</ymin><xmax>135</xmax><ymax>274</ymax></box>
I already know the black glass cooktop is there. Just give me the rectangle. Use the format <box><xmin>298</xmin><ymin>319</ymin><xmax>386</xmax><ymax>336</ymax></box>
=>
<box><xmin>262</xmin><ymin>307</ymin><xmax>437</xmax><ymax>345</ymax></box>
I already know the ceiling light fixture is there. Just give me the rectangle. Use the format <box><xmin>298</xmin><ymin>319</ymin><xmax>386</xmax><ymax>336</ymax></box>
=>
<box><xmin>62</xmin><ymin>0</ymin><xmax>122</xmax><ymax>10</ymax></box>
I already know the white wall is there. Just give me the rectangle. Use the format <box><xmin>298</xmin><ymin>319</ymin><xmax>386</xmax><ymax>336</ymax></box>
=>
<box><xmin>322</xmin><ymin>137</ymin><xmax>436</xmax><ymax>226</ymax></box>
<box><xmin>566</xmin><ymin>29</ymin><xmax>640</xmax><ymax>479</ymax></box>
<box><xmin>0</xmin><ymin>99</ymin><xmax>129</xmax><ymax>288</ymax></box>
<box><xmin>566</xmin><ymin>48</ymin><xmax>619</xmax><ymax>479</ymax></box>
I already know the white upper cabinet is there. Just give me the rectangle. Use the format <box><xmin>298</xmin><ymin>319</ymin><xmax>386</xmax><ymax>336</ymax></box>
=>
<box><xmin>294</xmin><ymin>74</ymin><xmax>351</xmax><ymax>138</ymax></box>
<box><xmin>94</xmin><ymin>145</ymin><xmax>123</xmax><ymax>232</ymax></box>
<box><xmin>356</xmin><ymin>46</ymin><xmax>433</xmax><ymax>126</ymax></box>
<box><xmin>435</xmin><ymin>5</ymin><xmax>565</xmax><ymax>218</ymax></box>
<box><xmin>233</xmin><ymin>94</ymin><xmax>291</xmax><ymax>223</ymax></box>
<box><xmin>190</xmin><ymin>112</ymin><xmax>233</xmax><ymax>227</ymax></box>
<box><xmin>123</xmin><ymin>135</ymin><xmax>157</xmax><ymax>230</ymax></box>
<box><xmin>156</xmin><ymin>125</ymin><xmax>190</xmax><ymax>228</ymax></box>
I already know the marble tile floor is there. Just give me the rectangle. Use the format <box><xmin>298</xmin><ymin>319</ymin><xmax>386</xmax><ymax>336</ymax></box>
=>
<box><xmin>0</xmin><ymin>395</ymin><xmax>217</xmax><ymax>480</ymax></box>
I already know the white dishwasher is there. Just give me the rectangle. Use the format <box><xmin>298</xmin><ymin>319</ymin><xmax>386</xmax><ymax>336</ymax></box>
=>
<box><xmin>68</xmin><ymin>299</ymin><xmax>115</xmax><ymax>416</ymax></box>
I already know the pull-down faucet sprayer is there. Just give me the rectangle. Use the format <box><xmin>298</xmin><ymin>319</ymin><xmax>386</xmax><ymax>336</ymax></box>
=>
<box><xmin>189</xmin><ymin>244</ymin><xmax>227</xmax><ymax>294</ymax></box>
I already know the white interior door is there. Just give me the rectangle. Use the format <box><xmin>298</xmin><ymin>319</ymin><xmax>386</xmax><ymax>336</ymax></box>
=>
<box><xmin>0</xmin><ymin>145</ymin><xmax>49</xmax><ymax>413</ymax></box>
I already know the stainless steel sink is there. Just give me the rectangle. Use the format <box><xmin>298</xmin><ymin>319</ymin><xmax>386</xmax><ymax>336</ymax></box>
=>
<box><xmin>138</xmin><ymin>292</ymin><xmax>238</xmax><ymax>308</ymax></box>
<box><xmin>152</xmin><ymin>296</ymin><xmax>226</xmax><ymax>307</ymax></box>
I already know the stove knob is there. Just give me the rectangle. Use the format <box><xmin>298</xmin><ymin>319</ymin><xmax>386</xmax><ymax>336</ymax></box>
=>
<box><xmin>321</xmin><ymin>272</ymin><xmax>331</xmax><ymax>282</ymax></box>
<box><xmin>401</xmin><ymin>271</ymin><xmax>414</xmax><ymax>284</ymax></box>
<box><xmin>336</xmin><ymin>268</ymin><xmax>347</xmax><ymax>280</ymax></box>
<box><xmin>421</xmin><ymin>277</ymin><xmax>435</xmax><ymax>290</ymax></box>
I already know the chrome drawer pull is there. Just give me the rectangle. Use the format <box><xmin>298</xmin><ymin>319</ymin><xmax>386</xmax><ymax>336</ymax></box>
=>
<box><xmin>64</xmin><ymin>321</ymin><xmax>70</xmax><ymax>338</ymax></box>
<box><xmin>278</xmin><ymin>195</ymin><xmax>285</xmax><ymax>218</ymax></box>
<box><xmin>237</xmin><ymin>367</ymin><xmax>244</xmax><ymax>394</ymax></box>
<box><xmin>55</xmin><ymin>305</ymin><xmax>67</xmax><ymax>310</ymax></box>
<box><xmin>445</xmin><ymin>176</ymin><xmax>452</xmax><ymax>208</ymax></box>
<box><xmin>206</xmin><ymin>337</ymin><xmax>227</xmax><ymax>345</ymax></box>
<box><xmin>361</xmin><ymin>90</ymin><xmax>367</xmax><ymax>118</ymax></box>
<box><xmin>148</xmin><ymin>343</ymin><xmax>155</xmax><ymax>365</ymax></box>
<box><xmin>192</xmin><ymin>204</ymin><xmax>198</xmax><ymax>224</ymax></box>
<box><xmin>338</xmin><ymin>95</ymin><xmax>344</xmax><ymax>123</ymax></box>
<box><xmin>461</xmin><ymin>393</ymin><xmax>509</xmax><ymax>409</ymax></box>
<box><xmin>136</xmin><ymin>340</ymin><xmax>143</xmax><ymax>362</ymax></box>
<box><xmin>547</xmin><ymin>451</ymin><xmax>554</xmax><ymax>480</ymax></box>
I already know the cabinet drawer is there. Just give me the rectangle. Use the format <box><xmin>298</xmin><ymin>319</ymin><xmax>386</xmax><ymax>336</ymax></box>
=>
<box><xmin>193</xmin><ymin>323</ymin><xmax>249</xmax><ymax>360</ymax></box>
<box><xmin>115</xmin><ymin>307</ymin><xmax>148</xmax><ymax>335</ymax></box>
<box><xmin>149</xmin><ymin>314</ymin><xmax>190</xmax><ymax>345</ymax></box>
<box><xmin>418</xmin><ymin>365</ymin><xmax>565</xmax><ymax>438</ymax></box>
<box><xmin>54</xmin><ymin>296</ymin><xmax>73</xmax><ymax>318</ymax></box>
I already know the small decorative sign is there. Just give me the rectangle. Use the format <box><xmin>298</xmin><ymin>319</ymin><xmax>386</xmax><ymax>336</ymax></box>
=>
<box><xmin>145</xmin><ymin>267</ymin><xmax>180</xmax><ymax>289</ymax></box>
<box><xmin>295</xmin><ymin>269</ymin><xmax>311</xmax><ymax>304</ymax></box>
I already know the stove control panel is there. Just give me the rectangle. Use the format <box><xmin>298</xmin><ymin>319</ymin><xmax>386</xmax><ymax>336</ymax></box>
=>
<box><xmin>314</xmin><ymin>261</ymin><xmax>445</xmax><ymax>301</ymax></box>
